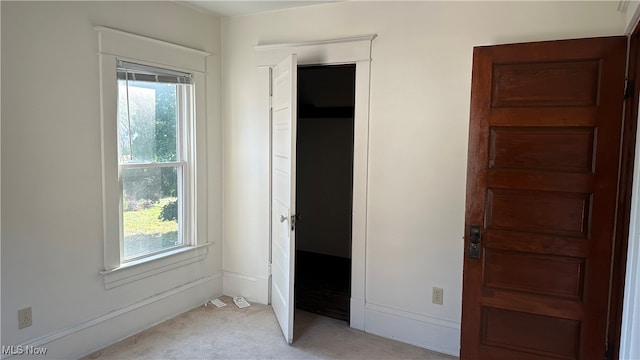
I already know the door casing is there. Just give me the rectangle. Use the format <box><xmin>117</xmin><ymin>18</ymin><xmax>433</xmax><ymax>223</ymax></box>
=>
<box><xmin>610</xmin><ymin>22</ymin><xmax>640</xmax><ymax>360</ymax></box>
<box><xmin>257</xmin><ymin>34</ymin><xmax>376</xmax><ymax>330</ymax></box>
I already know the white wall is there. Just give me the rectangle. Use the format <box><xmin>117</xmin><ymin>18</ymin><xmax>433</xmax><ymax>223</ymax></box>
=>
<box><xmin>621</xmin><ymin>5</ymin><xmax>640</xmax><ymax>359</ymax></box>
<box><xmin>626</xmin><ymin>1</ymin><xmax>640</xmax><ymax>33</ymax></box>
<box><xmin>621</xmin><ymin>121</ymin><xmax>640</xmax><ymax>360</ymax></box>
<box><xmin>622</xmin><ymin>1</ymin><xmax>640</xmax><ymax>352</ymax></box>
<box><xmin>222</xmin><ymin>1</ymin><xmax>626</xmax><ymax>355</ymax></box>
<box><xmin>1</xmin><ymin>2</ymin><xmax>222</xmax><ymax>358</ymax></box>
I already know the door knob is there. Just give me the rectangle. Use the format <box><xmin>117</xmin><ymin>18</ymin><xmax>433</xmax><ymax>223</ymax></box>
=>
<box><xmin>469</xmin><ymin>225</ymin><xmax>481</xmax><ymax>259</ymax></box>
<box><xmin>280</xmin><ymin>215</ymin><xmax>287</xmax><ymax>223</ymax></box>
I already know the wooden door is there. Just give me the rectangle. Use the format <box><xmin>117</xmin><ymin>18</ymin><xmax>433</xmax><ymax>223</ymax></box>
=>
<box><xmin>461</xmin><ymin>37</ymin><xmax>626</xmax><ymax>359</ymax></box>
<box><xmin>271</xmin><ymin>54</ymin><xmax>298</xmax><ymax>344</ymax></box>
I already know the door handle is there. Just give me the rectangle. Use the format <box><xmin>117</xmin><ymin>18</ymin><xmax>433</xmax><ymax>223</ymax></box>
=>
<box><xmin>469</xmin><ymin>225</ymin><xmax>481</xmax><ymax>259</ymax></box>
<box><xmin>279</xmin><ymin>214</ymin><xmax>299</xmax><ymax>230</ymax></box>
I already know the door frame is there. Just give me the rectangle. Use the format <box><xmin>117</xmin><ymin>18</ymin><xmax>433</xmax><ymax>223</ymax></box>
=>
<box><xmin>610</xmin><ymin>19</ymin><xmax>640</xmax><ymax>360</ymax></box>
<box><xmin>256</xmin><ymin>34</ymin><xmax>376</xmax><ymax>329</ymax></box>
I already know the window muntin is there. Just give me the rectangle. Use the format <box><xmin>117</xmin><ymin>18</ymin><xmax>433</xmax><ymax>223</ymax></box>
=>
<box><xmin>117</xmin><ymin>62</ymin><xmax>192</xmax><ymax>262</ymax></box>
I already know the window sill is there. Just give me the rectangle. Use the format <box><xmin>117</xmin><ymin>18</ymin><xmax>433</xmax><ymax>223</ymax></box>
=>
<box><xmin>100</xmin><ymin>243</ymin><xmax>212</xmax><ymax>289</ymax></box>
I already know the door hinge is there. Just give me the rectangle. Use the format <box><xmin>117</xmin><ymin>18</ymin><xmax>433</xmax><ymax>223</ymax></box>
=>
<box><xmin>269</xmin><ymin>66</ymin><xmax>274</xmax><ymax>109</ymax></box>
<box><xmin>625</xmin><ymin>79</ymin><xmax>635</xmax><ymax>99</ymax></box>
<box><xmin>267</xmin><ymin>262</ymin><xmax>272</xmax><ymax>277</ymax></box>
<box><xmin>290</xmin><ymin>213</ymin><xmax>301</xmax><ymax>231</ymax></box>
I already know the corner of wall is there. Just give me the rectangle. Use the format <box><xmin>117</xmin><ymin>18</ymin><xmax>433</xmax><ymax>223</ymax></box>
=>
<box><xmin>626</xmin><ymin>1</ymin><xmax>640</xmax><ymax>34</ymax></box>
<box><xmin>222</xmin><ymin>271</ymin><xmax>270</xmax><ymax>304</ymax></box>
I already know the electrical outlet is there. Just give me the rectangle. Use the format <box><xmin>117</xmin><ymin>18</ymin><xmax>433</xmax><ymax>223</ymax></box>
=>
<box><xmin>432</xmin><ymin>287</ymin><xmax>444</xmax><ymax>305</ymax></box>
<box><xmin>18</xmin><ymin>307</ymin><xmax>32</xmax><ymax>329</ymax></box>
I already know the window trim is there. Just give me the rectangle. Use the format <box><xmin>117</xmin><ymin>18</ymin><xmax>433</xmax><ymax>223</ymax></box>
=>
<box><xmin>96</xmin><ymin>26</ymin><xmax>210</xmax><ymax>288</ymax></box>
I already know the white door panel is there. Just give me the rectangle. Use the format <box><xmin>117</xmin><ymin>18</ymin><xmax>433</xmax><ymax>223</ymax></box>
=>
<box><xmin>270</xmin><ymin>54</ymin><xmax>297</xmax><ymax>344</ymax></box>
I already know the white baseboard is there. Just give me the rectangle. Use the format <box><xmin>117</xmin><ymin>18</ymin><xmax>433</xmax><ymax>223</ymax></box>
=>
<box><xmin>1</xmin><ymin>274</ymin><xmax>222</xmax><ymax>360</ymax></box>
<box><xmin>222</xmin><ymin>270</ymin><xmax>269</xmax><ymax>304</ymax></box>
<box><xmin>364</xmin><ymin>302</ymin><xmax>460</xmax><ymax>357</ymax></box>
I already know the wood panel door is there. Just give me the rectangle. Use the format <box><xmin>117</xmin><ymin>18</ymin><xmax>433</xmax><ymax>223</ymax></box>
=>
<box><xmin>461</xmin><ymin>37</ymin><xmax>627</xmax><ymax>359</ymax></box>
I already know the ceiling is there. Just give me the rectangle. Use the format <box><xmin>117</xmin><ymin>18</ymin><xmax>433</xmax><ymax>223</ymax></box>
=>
<box><xmin>183</xmin><ymin>1</ymin><xmax>340</xmax><ymax>17</ymax></box>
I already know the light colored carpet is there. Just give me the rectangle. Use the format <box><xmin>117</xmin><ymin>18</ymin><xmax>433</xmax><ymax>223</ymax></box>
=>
<box><xmin>84</xmin><ymin>296</ymin><xmax>458</xmax><ymax>359</ymax></box>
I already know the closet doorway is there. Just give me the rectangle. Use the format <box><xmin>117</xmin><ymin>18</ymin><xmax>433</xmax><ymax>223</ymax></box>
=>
<box><xmin>294</xmin><ymin>64</ymin><xmax>356</xmax><ymax>322</ymax></box>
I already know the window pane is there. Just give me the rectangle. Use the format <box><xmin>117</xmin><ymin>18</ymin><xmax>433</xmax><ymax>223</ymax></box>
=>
<box><xmin>122</xmin><ymin>167</ymin><xmax>182</xmax><ymax>260</ymax></box>
<box><xmin>117</xmin><ymin>81</ymin><xmax>178</xmax><ymax>164</ymax></box>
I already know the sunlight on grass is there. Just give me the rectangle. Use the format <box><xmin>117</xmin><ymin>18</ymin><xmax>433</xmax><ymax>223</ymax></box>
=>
<box><xmin>123</xmin><ymin>198</ymin><xmax>178</xmax><ymax>236</ymax></box>
<box><xmin>123</xmin><ymin>198</ymin><xmax>180</xmax><ymax>259</ymax></box>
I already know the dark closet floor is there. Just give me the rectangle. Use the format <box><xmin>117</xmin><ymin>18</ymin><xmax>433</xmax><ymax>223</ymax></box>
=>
<box><xmin>295</xmin><ymin>250</ymin><xmax>351</xmax><ymax>322</ymax></box>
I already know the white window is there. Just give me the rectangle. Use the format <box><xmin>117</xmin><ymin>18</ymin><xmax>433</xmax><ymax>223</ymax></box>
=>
<box><xmin>97</xmin><ymin>27</ymin><xmax>210</xmax><ymax>289</ymax></box>
<box><xmin>117</xmin><ymin>61</ymin><xmax>192</xmax><ymax>261</ymax></box>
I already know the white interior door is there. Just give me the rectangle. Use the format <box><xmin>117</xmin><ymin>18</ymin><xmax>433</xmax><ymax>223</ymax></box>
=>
<box><xmin>271</xmin><ymin>54</ymin><xmax>297</xmax><ymax>344</ymax></box>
